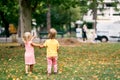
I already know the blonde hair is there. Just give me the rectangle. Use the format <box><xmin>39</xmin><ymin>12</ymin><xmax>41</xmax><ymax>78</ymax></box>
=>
<box><xmin>23</xmin><ymin>32</ymin><xmax>33</xmax><ymax>41</ymax></box>
<box><xmin>48</xmin><ymin>28</ymin><xmax>57</xmax><ymax>39</ymax></box>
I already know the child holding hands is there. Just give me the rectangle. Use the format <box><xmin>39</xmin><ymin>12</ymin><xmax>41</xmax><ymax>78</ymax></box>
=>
<box><xmin>40</xmin><ymin>28</ymin><xmax>60</xmax><ymax>76</ymax></box>
<box><xmin>22</xmin><ymin>32</ymin><xmax>40</xmax><ymax>74</ymax></box>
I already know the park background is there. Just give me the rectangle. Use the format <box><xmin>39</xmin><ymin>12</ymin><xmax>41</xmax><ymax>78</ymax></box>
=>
<box><xmin>0</xmin><ymin>0</ymin><xmax>120</xmax><ymax>80</ymax></box>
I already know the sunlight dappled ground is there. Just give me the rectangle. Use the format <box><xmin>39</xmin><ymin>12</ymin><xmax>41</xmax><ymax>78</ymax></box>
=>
<box><xmin>0</xmin><ymin>42</ymin><xmax>120</xmax><ymax>80</ymax></box>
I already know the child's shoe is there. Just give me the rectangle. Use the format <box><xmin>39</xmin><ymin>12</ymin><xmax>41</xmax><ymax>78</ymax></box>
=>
<box><xmin>54</xmin><ymin>72</ymin><xmax>57</xmax><ymax>74</ymax></box>
<box><xmin>29</xmin><ymin>72</ymin><xmax>32</xmax><ymax>74</ymax></box>
<box><xmin>25</xmin><ymin>72</ymin><xmax>28</xmax><ymax>75</ymax></box>
<box><xmin>47</xmin><ymin>73</ymin><xmax>51</xmax><ymax>77</ymax></box>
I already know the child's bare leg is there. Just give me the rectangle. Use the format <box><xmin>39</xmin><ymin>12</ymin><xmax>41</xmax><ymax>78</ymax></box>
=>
<box><xmin>25</xmin><ymin>65</ymin><xmax>29</xmax><ymax>74</ymax></box>
<box><xmin>30</xmin><ymin>65</ymin><xmax>33</xmax><ymax>73</ymax></box>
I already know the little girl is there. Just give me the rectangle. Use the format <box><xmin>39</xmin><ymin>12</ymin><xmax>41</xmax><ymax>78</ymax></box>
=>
<box><xmin>22</xmin><ymin>32</ymin><xmax>40</xmax><ymax>74</ymax></box>
<box><xmin>40</xmin><ymin>28</ymin><xmax>60</xmax><ymax>76</ymax></box>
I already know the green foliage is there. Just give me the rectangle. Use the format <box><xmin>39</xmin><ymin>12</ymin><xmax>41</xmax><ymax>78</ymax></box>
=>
<box><xmin>0</xmin><ymin>43</ymin><xmax>120</xmax><ymax>79</ymax></box>
<box><xmin>0</xmin><ymin>0</ymin><xmax>19</xmax><ymax>26</ymax></box>
<box><xmin>79</xmin><ymin>0</ymin><xmax>88</xmax><ymax>15</ymax></box>
<box><xmin>32</xmin><ymin>0</ymin><xmax>81</xmax><ymax>32</ymax></box>
<box><xmin>0</xmin><ymin>0</ymin><xmax>89</xmax><ymax>32</ymax></box>
<box><xmin>0</xmin><ymin>0</ymin><xmax>119</xmax><ymax>32</ymax></box>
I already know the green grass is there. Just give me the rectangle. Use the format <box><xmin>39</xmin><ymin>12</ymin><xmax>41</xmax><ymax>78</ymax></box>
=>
<box><xmin>0</xmin><ymin>43</ymin><xmax>120</xmax><ymax>80</ymax></box>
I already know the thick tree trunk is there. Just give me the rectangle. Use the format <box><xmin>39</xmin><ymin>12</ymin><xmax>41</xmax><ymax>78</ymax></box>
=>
<box><xmin>19</xmin><ymin>0</ymin><xmax>32</xmax><ymax>37</ymax></box>
<box><xmin>47</xmin><ymin>3</ymin><xmax>51</xmax><ymax>31</ymax></box>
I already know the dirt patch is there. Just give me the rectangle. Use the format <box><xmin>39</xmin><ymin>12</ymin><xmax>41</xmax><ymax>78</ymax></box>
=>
<box><xmin>58</xmin><ymin>38</ymin><xmax>81</xmax><ymax>46</ymax></box>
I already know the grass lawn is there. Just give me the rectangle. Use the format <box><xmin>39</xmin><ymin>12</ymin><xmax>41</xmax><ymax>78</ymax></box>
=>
<box><xmin>0</xmin><ymin>42</ymin><xmax>120</xmax><ymax>80</ymax></box>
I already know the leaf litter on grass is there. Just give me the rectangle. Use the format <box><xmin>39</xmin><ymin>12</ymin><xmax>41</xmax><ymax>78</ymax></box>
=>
<box><xmin>0</xmin><ymin>42</ymin><xmax>120</xmax><ymax>79</ymax></box>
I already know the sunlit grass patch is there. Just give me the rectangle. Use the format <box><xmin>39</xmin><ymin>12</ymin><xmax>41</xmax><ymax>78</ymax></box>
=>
<box><xmin>0</xmin><ymin>43</ymin><xmax>120</xmax><ymax>79</ymax></box>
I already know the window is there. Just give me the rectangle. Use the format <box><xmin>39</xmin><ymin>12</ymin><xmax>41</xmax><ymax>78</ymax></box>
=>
<box><xmin>106</xmin><ymin>3</ymin><xmax>113</xmax><ymax>7</ymax></box>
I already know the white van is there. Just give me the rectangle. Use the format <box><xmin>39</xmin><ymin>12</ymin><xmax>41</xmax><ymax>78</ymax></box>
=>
<box><xmin>96</xmin><ymin>22</ymin><xmax>120</xmax><ymax>42</ymax></box>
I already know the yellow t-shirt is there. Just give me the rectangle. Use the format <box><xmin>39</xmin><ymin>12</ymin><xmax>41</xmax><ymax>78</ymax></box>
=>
<box><xmin>43</xmin><ymin>39</ymin><xmax>59</xmax><ymax>57</ymax></box>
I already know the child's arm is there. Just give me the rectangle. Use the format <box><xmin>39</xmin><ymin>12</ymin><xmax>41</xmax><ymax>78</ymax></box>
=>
<box><xmin>31</xmin><ymin>42</ymin><xmax>41</xmax><ymax>47</ymax></box>
<box><xmin>57</xmin><ymin>42</ymin><xmax>60</xmax><ymax>52</ymax></box>
<box><xmin>31</xmin><ymin>43</ymin><xmax>46</xmax><ymax>49</ymax></box>
<box><xmin>57</xmin><ymin>47</ymin><xmax>59</xmax><ymax>52</ymax></box>
<box><xmin>22</xmin><ymin>38</ymin><xmax>25</xmax><ymax>43</ymax></box>
<box><xmin>31</xmin><ymin>36</ymin><xmax>36</xmax><ymax>41</ymax></box>
<box><xmin>39</xmin><ymin>45</ymin><xmax>45</xmax><ymax>48</ymax></box>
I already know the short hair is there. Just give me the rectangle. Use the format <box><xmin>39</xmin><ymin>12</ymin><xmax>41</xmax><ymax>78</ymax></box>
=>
<box><xmin>48</xmin><ymin>28</ymin><xmax>57</xmax><ymax>39</ymax></box>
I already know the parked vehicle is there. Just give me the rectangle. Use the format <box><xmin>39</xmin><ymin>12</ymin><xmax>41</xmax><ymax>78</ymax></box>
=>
<box><xmin>95</xmin><ymin>22</ymin><xmax>120</xmax><ymax>42</ymax></box>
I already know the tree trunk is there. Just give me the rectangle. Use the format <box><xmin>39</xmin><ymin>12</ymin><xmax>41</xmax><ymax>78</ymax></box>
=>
<box><xmin>19</xmin><ymin>0</ymin><xmax>32</xmax><ymax>37</ymax></box>
<box><xmin>93</xmin><ymin>0</ymin><xmax>97</xmax><ymax>31</ymax></box>
<box><xmin>47</xmin><ymin>2</ymin><xmax>51</xmax><ymax>31</ymax></box>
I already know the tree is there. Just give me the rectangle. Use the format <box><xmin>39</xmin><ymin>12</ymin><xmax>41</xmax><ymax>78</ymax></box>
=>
<box><xmin>0</xmin><ymin>0</ymin><xmax>90</xmax><ymax>38</ymax></box>
<box><xmin>19</xmin><ymin>0</ymin><xmax>65</xmax><ymax>37</ymax></box>
<box><xmin>46</xmin><ymin>0</ymin><xmax>51</xmax><ymax>31</ymax></box>
<box><xmin>0</xmin><ymin>0</ymin><xmax>18</xmax><ymax>37</ymax></box>
<box><xmin>39</xmin><ymin>0</ymin><xmax>80</xmax><ymax>31</ymax></box>
<box><xmin>90</xmin><ymin>0</ymin><xmax>97</xmax><ymax>30</ymax></box>
<box><xmin>79</xmin><ymin>0</ymin><xmax>88</xmax><ymax>20</ymax></box>
<box><xmin>18</xmin><ymin>0</ymin><xmax>42</xmax><ymax>37</ymax></box>
<box><xmin>19</xmin><ymin>0</ymin><xmax>32</xmax><ymax>37</ymax></box>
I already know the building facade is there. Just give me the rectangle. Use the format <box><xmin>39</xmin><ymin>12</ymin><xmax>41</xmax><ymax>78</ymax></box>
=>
<box><xmin>83</xmin><ymin>0</ymin><xmax>120</xmax><ymax>23</ymax></box>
